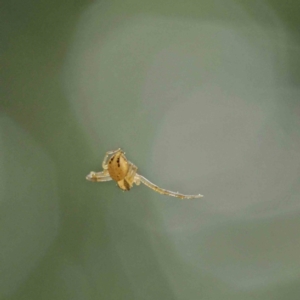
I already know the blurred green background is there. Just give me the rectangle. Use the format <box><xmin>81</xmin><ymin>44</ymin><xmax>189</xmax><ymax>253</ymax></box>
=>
<box><xmin>1</xmin><ymin>0</ymin><xmax>300</xmax><ymax>299</ymax></box>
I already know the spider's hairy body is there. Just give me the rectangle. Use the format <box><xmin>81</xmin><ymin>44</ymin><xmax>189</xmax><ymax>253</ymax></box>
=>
<box><xmin>106</xmin><ymin>149</ymin><xmax>138</xmax><ymax>191</ymax></box>
<box><xmin>107</xmin><ymin>151</ymin><xmax>128</xmax><ymax>182</ymax></box>
<box><xmin>86</xmin><ymin>148</ymin><xmax>203</xmax><ymax>199</ymax></box>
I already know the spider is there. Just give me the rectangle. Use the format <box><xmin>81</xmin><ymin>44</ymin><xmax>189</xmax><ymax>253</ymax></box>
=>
<box><xmin>86</xmin><ymin>148</ymin><xmax>203</xmax><ymax>199</ymax></box>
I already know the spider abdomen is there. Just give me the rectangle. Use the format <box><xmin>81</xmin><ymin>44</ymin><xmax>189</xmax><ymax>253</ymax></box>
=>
<box><xmin>107</xmin><ymin>152</ymin><xmax>129</xmax><ymax>181</ymax></box>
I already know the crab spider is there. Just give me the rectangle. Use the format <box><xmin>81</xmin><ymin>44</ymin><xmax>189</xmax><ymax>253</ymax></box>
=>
<box><xmin>86</xmin><ymin>148</ymin><xmax>203</xmax><ymax>199</ymax></box>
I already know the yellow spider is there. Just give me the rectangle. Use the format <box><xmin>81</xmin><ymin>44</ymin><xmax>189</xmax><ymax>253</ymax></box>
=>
<box><xmin>86</xmin><ymin>148</ymin><xmax>203</xmax><ymax>199</ymax></box>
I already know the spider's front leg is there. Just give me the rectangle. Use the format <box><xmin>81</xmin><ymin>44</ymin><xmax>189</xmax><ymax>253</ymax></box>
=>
<box><xmin>102</xmin><ymin>148</ymin><xmax>122</xmax><ymax>169</ymax></box>
<box><xmin>137</xmin><ymin>174</ymin><xmax>203</xmax><ymax>199</ymax></box>
<box><xmin>121</xmin><ymin>162</ymin><xmax>138</xmax><ymax>189</ymax></box>
<box><xmin>86</xmin><ymin>169</ymin><xmax>112</xmax><ymax>182</ymax></box>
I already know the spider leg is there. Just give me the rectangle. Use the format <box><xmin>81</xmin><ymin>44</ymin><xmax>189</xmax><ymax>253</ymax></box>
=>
<box><xmin>86</xmin><ymin>169</ymin><xmax>112</xmax><ymax>182</ymax></box>
<box><xmin>137</xmin><ymin>174</ymin><xmax>203</xmax><ymax>199</ymax></box>
<box><xmin>125</xmin><ymin>161</ymin><xmax>138</xmax><ymax>187</ymax></box>
<box><xmin>102</xmin><ymin>148</ymin><xmax>122</xmax><ymax>169</ymax></box>
<box><xmin>134</xmin><ymin>174</ymin><xmax>141</xmax><ymax>186</ymax></box>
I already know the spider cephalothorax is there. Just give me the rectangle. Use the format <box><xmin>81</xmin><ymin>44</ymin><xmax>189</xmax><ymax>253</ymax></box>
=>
<box><xmin>86</xmin><ymin>148</ymin><xmax>203</xmax><ymax>199</ymax></box>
